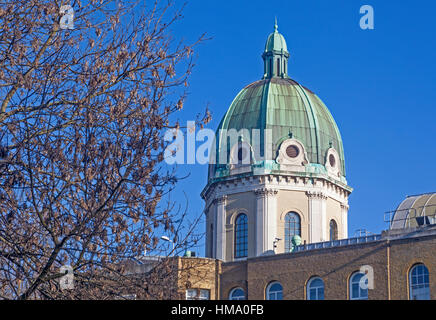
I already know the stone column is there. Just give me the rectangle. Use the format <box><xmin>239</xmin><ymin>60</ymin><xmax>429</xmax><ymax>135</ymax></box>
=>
<box><xmin>211</xmin><ymin>209</ymin><xmax>216</xmax><ymax>259</ymax></box>
<box><xmin>255</xmin><ymin>188</ymin><xmax>278</xmax><ymax>256</ymax></box>
<box><xmin>341</xmin><ymin>203</ymin><xmax>349</xmax><ymax>239</ymax></box>
<box><xmin>307</xmin><ymin>192</ymin><xmax>328</xmax><ymax>243</ymax></box>
<box><xmin>215</xmin><ymin>195</ymin><xmax>227</xmax><ymax>261</ymax></box>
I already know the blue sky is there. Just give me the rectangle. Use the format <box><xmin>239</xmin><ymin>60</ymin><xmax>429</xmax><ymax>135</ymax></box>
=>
<box><xmin>165</xmin><ymin>0</ymin><xmax>436</xmax><ymax>254</ymax></box>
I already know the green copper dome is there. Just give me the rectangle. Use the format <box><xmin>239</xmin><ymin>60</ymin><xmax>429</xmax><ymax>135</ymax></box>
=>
<box><xmin>265</xmin><ymin>21</ymin><xmax>288</xmax><ymax>52</ymax></box>
<box><xmin>207</xmin><ymin>23</ymin><xmax>347</xmax><ymax>188</ymax></box>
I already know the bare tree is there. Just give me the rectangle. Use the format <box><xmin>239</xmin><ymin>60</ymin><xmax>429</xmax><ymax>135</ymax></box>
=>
<box><xmin>0</xmin><ymin>0</ymin><xmax>209</xmax><ymax>299</ymax></box>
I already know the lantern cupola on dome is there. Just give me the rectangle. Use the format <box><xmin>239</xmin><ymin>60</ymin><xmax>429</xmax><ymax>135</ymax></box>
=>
<box><xmin>262</xmin><ymin>19</ymin><xmax>290</xmax><ymax>79</ymax></box>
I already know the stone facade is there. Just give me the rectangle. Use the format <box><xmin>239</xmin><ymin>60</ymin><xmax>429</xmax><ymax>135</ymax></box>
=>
<box><xmin>203</xmin><ymin>174</ymin><xmax>350</xmax><ymax>262</ymax></box>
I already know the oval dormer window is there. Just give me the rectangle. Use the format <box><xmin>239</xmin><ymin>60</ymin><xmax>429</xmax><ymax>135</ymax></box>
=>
<box><xmin>286</xmin><ymin>145</ymin><xmax>299</xmax><ymax>158</ymax></box>
<box><xmin>329</xmin><ymin>154</ymin><xmax>336</xmax><ymax>167</ymax></box>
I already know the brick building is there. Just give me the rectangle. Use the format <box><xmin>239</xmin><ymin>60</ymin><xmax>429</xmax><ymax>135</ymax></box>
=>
<box><xmin>217</xmin><ymin>225</ymin><xmax>436</xmax><ymax>300</ymax></box>
<box><xmin>170</xmin><ymin>222</ymin><xmax>435</xmax><ymax>300</ymax></box>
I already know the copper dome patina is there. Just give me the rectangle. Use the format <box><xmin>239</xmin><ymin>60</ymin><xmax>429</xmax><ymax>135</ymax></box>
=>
<box><xmin>265</xmin><ymin>19</ymin><xmax>288</xmax><ymax>52</ymax></box>
<box><xmin>206</xmin><ymin>22</ymin><xmax>349</xmax><ymax>190</ymax></box>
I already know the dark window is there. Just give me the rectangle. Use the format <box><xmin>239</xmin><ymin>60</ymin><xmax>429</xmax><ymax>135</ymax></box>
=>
<box><xmin>285</xmin><ymin>212</ymin><xmax>301</xmax><ymax>252</ymax></box>
<box><xmin>236</xmin><ymin>142</ymin><xmax>251</xmax><ymax>165</ymax></box>
<box><xmin>238</xmin><ymin>148</ymin><xmax>244</xmax><ymax>162</ymax></box>
<box><xmin>229</xmin><ymin>288</ymin><xmax>246</xmax><ymax>300</ymax></box>
<box><xmin>286</xmin><ymin>145</ymin><xmax>299</xmax><ymax>158</ymax></box>
<box><xmin>277</xmin><ymin>59</ymin><xmax>280</xmax><ymax>76</ymax></box>
<box><xmin>235</xmin><ymin>214</ymin><xmax>248</xmax><ymax>258</ymax></box>
<box><xmin>329</xmin><ymin>220</ymin><xmax>338</xmax><ymax>241</ymax></box>
<box><xmin>329</xmin><ymin>154</ymin><xmax>336</xmax><ymax>167</ymax></box>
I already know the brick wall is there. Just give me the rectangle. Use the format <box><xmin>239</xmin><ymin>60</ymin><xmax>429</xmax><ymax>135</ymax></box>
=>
<box><xmin>176</xmin><ymin>257</ymin><xmax>221</xmax><ymax>300</ymax></box>
<box><xmin>217</xmin><ymin>233</ymin><xmax>436</xmax><ymax>300</ymax></box>
<box><xmin>170</xmin><ymin>232</ymin><xmax>436</xmax><ymax>300</ymax></box>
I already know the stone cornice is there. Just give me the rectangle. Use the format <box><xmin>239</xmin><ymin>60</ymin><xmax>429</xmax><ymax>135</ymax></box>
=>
<box><xmin>202</xmin><ymin>172</ymin><xmax>352</xmax><ymax>201</ymax></box>
<box><xmin>202</xmin><ymin>173</ymin><xmax>352</xmax><ymax>212</ymax></box>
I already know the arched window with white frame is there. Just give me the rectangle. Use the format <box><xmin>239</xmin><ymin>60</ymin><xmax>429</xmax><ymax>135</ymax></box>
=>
<box><xmin>349</xmin><ymin>272</ymin><xmax>368</xmax><ymax>300</ymax></box>
<box><xmin>229</xmin><ymin>287</ymin><xmax>246</xmax><ymax>300</ymax></box>
<box><xmin>307</xmin><ymin>277</ymin><xmax>324</xmax><ymax>300</ymax></box>
<box><xmin>409</xmin><ymin>263</ymin><xmax>430</xmax><ymax>300</ymax></box>
<box><xmin>266</xmin><ymin>281</ymin><xmax>283</xmax><ymax>300</ymax></box>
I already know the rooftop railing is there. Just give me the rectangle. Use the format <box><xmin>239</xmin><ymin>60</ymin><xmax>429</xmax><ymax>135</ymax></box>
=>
<box><xmin>293</xmin><ymin>234</ymin><xmax>382</xmax><ymax>253</ymax></box>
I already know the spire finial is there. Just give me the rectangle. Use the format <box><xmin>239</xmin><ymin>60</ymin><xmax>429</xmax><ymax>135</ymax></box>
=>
<box><xmin>274</xmin><ymin>17</ymin><xmax>278</xmax><ymax>32</ymax></box>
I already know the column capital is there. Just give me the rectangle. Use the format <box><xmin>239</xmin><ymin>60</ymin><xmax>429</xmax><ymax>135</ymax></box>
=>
<box><xmin>306</xmin><ymin>191</ymin><xmax>328</xmax><ymax>200</ymax></box>
<box><xmin>255</xmin><ymin>188</ymin><xmax>278</xmax><ymax>198</ymax></box>
<box><xmin>213</xmin><ymin>195</ymin><xmax>227</xmax><ymax>205</ymax></box>
<box><xmin>340</xmin><ymin>203</ymin><xmax>349</xmax><ymax>210</ymax></box>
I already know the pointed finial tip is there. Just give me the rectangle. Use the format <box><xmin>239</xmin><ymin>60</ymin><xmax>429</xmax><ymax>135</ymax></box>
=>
<box><xmin>274</xmin><ymin>17</ymin><xmax>278</xmax><ymax>32</ymax></box>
